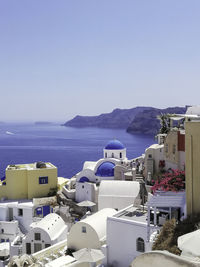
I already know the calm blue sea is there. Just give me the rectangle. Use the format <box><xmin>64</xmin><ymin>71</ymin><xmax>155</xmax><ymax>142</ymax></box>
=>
<box><xmin>0</xmin><ymin>124</ymin><xmax>155</xmax><ymax>178</ymax></box>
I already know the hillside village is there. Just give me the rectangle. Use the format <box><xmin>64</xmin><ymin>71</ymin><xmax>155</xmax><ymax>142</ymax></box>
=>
<box><xmin>0</xmin><ymin>106</ymin><xmax>200</xmax><ymax>267</ymax></box>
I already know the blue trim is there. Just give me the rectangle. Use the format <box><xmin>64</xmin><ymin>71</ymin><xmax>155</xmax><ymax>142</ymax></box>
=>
<box><xmin>36</xmin><ymin>207</ymin><xmax>42</xmax><ymax>215</ymax></box>
<box><xmin>43</xmin><ymin>205</ymin><xmax>50</xmax><ymax>216</ymax></box>
<box><xmin>79</xmin><ymin>177</ymin><xmax>90</xmax><ymax>183</ymax></box>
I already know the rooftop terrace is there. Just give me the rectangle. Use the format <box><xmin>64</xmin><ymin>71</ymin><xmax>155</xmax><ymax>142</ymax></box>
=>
<box><xmin>113</xmin><ymin>205</ymin><xmax>148</xmax><ymax>224</ymax></box>
<box><xmin>6</xmin><ymin>162</ymin><xmax>56</xmax><ymax>171</ymax></box>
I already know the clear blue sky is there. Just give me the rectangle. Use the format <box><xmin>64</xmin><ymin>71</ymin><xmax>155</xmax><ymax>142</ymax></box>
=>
<box><xmin>0</xmin><ymin>0</ymin><xmax>200</xmax><ymax>122</ymax></box>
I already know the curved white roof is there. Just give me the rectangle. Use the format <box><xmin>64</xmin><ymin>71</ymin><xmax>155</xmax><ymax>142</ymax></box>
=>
<box><xmin>99</xmin><ymin>180</ymin><xmax>140</xmax><ymax>198</ymax></box>
<box><xmin>31</xmin><ymin>213</ymin><xmax>67</xmax><ymax>240</ymax></box>
<box><xmin>178</xmin><ymin>229</ymin><xmax>200</xmax><ymax>257</ymax></box>
<box><xmin>79</xmin><ymin>208</ymin><xmax>116</xmax><ymax>239</ymax></box>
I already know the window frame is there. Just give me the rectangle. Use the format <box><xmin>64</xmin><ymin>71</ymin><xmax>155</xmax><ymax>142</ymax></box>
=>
<box><xmin>39</xmin><ymin>176</ymin><xmax>48</xmax><ymax>185</ymax></box>
<box><xmin>136</xmin><ymin>237</ymin><xmax>145</xmax><ymax>252</ymax></box>
<box><xmin>82</xmin><ymin>226</ymin><xmax>86</xmax><ymax>233</ymax></box>
<box><xmin>34</xmin><ymin>233</ymin><xmax>41</xmax><ymax>241</ymax></box>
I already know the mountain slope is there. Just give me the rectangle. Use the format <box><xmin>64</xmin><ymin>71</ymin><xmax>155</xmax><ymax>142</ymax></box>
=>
<box><xmin>126</xmin><ymin>106</ymin><xmax>187</xmax><ymax>135</ymax></box>
<box><xmin>63</xmin><ymin>106</ymin><xmax>187</xmax><ymax>135</ymax></box>
<box><xmin>63</xmin><ymin>107</ymin><xmax>150</xmax><ymax>129</ymax></box>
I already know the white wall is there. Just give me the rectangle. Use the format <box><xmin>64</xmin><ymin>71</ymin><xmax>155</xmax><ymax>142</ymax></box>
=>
<box><xmin>75</xmin><ymin>182</ymin><xmax>96</xmax><ymax>203</ymax></box>
<box><xmin>67</xmin><ymin>222</ymin><xmax>100</xmax><ymax>251</ymax></box>
<box><xmin>104</xmin><ymin>149</ymin><xmax>126</xmax><ymax>160</ymax></box>
<box><xmin>13</xmin><ymin>205</ymin><xmax>33</xmax><ymax>232</ymax></box>
<box><xmin>145</xmin><ymin>145</ymin><xmax>164</xmax><ymax>176</ymax></box>
<box><xmin>0</xmin><ymin>206</ymin><xmax>9</xmax><ymax>221</ymax></box>
<box><xmin>0</xmin><ymin>221</ymin><xmax>18</xmax><ymax>242</ymax></box>
<box><xmin>107</xmin><ymin>218</ymin><xmax>151</xmax><ymax>267</ymax></box>
<box><xmin>98</xmin><ymin>181</ymin><xmax>140</xmax><ymax>211</ymax></box>
<box><xmin>165</xmin><ymin>161</ymin><xmax>178</xmax><ymax>171</ymax></box>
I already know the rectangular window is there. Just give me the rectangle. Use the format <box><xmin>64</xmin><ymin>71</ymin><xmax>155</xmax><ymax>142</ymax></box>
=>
<box><xmin>82</xmin><ymin>226</ymin><xmax>86</xmax><ymax>233</ymax></box>
<box><xmin>173</xmin><ymin>144</ymin><xmax>176</xmax><ymax>154</ymax></box>
<box><xmin>26</xmin><ymin>243</ymin><xmax>31</xmax><ymax>254</ymax></box>
<box><xmin>39</xmin><ymin>176</ymin><xmax>48</xmax><ymax>184</ymax></box>
<box><xmin>34</xmin><ymin>243</ymin><xmax>42</xmax><ymax>253</ymax></box>
<box><xmin>34</xmin><ymin>233</ymin><xmax>41</xmax><ymax>241</ymax></box>
<box><xmin>18</xmin><ymin>209</ymin><xmax>23</xmax><ymax>216</ymax></box>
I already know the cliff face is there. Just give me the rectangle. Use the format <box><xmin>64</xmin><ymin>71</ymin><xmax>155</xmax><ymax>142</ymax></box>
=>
<box><xmin>63</xmin><ymin>107</ymin><xmax>150</xmax><ymax>129</ymax></box>
<box><xmin>126</xmin><ymin>106</ymin><xmax>187</xmax><ymax>135</ymax></box>
<box><xmin>63</xmin><ymin>106</ymin><xmax>187</xmax><ymax>135</ymax></box>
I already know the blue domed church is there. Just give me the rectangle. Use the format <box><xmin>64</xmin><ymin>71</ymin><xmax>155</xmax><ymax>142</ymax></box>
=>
<box><xmin>104</xmin><ymin>139</ymin><xmax>126</xmax><ymax>160</ymax></box>
<box><xmin>75</xmin><ymin>140</ymin><xmax>128</xmax><ymax>202</ymax></box>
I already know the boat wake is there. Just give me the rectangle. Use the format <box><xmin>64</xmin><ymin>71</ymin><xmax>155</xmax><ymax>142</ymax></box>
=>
<box><xmin>6</xmin><ymin>131</ymin><xmax>14</xmax><ymax>135</ymax></box>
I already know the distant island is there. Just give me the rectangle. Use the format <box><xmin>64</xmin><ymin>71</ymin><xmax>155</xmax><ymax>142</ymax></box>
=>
<box><xmin>63</xmin><ymin>106</ymin><xmax>187</xmax><ymax>135</ymax></box>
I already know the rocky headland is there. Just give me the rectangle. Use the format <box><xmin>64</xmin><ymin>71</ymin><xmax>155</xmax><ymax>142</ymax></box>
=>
<box><xmin>63</xmin><ymin>106</ymin><xmax>187</xmax><ymax>135</ymax></box>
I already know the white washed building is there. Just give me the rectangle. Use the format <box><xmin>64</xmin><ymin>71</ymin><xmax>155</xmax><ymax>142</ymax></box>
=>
<box><xmin>22</xmin><ymin>213</ymin><xmax>68</xmax><ymax>254</ymax></box>
<box><xmin>74</xmin><ymin>140</ymin><xmax>130</xmax><ymax>203</ymax></box>
<box><xmin>0</xmin><ymin>199</ymin><xmax>54</xmax><ymax>234</ymax></box>
<box><xmin>106</xmin><ymin>205</ymin><xmax>154</xmax><ymax>267</ymax></box>
<box><xmin>67</xmin><ymin>208</ymin><xmax>116</xmax><ymax>251</ymax></box>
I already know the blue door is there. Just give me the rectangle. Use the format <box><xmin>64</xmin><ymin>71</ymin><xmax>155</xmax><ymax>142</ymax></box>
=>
<box><xmin>43</xmin><ymin>205</ymin><xmax>50</xmax><ymax>217</ymax></box>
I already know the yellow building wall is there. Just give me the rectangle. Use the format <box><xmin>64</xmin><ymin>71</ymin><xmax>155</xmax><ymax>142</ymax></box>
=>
<box><xmin>27</xmin><ymin>167</ymin><xmax>57</xmax><ymax>199</ymax></box>
<box><xmin>0</xmin><ymin>163</ymin><xmax>58</xmax><ymax>200</ymax></box>
<box><xmin>185</xmin><ymin>121</ymin><xmax>200</xmax><ymax>216</ymax></box>
<box><xmin>5</xmin><ymin>169</ymin><xmax>28</xmax><ymax>199</ymax></box>
<box><xmin>0</xmin><ymin>184</ymin><xmax>9</xmax><ymax>199</ymax></box>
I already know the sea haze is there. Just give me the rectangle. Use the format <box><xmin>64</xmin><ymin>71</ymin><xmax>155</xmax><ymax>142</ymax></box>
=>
<box><xmin>0</xmin><ymin>124</ymin><xmax>155</xmax><ymax>178</ymax></box>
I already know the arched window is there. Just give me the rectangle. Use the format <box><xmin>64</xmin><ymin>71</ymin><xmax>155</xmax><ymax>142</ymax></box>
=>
<box><xmin>112</xmin><ymin>153</ymin><xmax>114</xmax><ymax>158</ymax></box>
<box><xmin>136</xmin><ymin>237</ymin><xmax>145</xmax><ymax>252</ymax></box>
